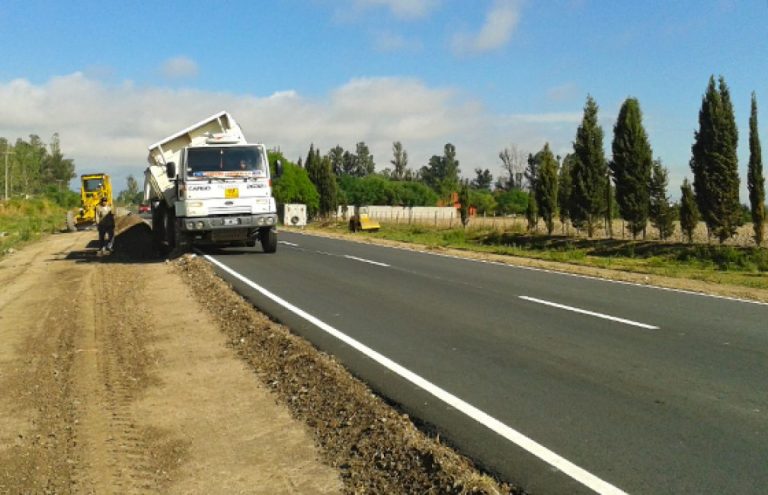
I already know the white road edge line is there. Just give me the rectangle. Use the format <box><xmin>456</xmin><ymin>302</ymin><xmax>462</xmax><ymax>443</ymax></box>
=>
<box><xmin>520</xmin><ymin>296</ymin><xmax>659</xmax><ymax>330</ymax></box>
<box><xmin>344</xmin><ymin>255</ymin><xmax>390</xmax><ymax>267</ymax></box>
<box><xmin>278</xmin><ymin>241</ymin><xmax>299</xmax><ymax>247</ymax></box>
<box><xmin>203</xmin><ymin>254</ymin><xmax>628</xmax><ymax>495</ymax></box>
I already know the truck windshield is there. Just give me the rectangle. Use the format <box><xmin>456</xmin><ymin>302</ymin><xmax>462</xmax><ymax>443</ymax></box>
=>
<box><xmin>83</xmin><ymin>178</ymin><xmax>104</xmax><ymax>192</ymax></box>
<box><xmin>186</xmin><ymin>146</ymin><xmax>266</xmax><ymax>178</ymax></box>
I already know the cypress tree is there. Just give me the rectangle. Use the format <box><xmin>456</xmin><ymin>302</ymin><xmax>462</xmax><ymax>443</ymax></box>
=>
<box><xmin>690</xmin><ymin>75</ymin><xmax>741</xmax><ymax>243</ymax></box>
<box><xmin>526</xmin><ymin>191</ymin><xmax>538</xmax><ymax>232</ymax></box>
<box><xmin>610</xmin><ymin>98</ymin><xmax>652</xmax><ymax>239</ymax></box>
<box><xmin>317</xmin><ymin>155</ymin><xmax>338</xmax><ymax>217</ymax></box>
<box><xmin>558</xmin><ymin>154</ymin><xmax>574</xmax><ymax>233</ymax></box>
<box><xmin>535</xmin><ymin>143</ymin><xmax>559</xmax><ymax>235</ymax></box>
<box><xmin>680</xmin><ymin>179</ymin><xmax>700</xmax><ymax>243</ymax></box>
<box><xmin>570</xmin><ymin>95</ymin><xmax>607</xmax><ymax>237</ymax></box>
<box><xmin>649</xmin><ymin>160</ymin><xmax>674</xmax><ymax>240</ymax></box>
<box><xmin>748</xmin><ymin>92</ymin><xmax>765</xmax><ymax>246</ymax></box>
<box><xmin>459</xmin><ymin>180</ymin><xmax>470</xmax><ymax>227</ymax></box>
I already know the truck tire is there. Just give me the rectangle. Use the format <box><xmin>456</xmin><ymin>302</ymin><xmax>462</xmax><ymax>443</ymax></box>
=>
<box><xmin>164</xmin><ymin>210</ymin><xmax>175</xmax><ymax>249</ymax></box>
<box><xmin>152</xmin><ymin>203</ymin><xmax>166</xmax><ymax>252</ymax></box>
<box><xmin>260</xmin><ymin>227</ymin><xmax>277</xmax><ymax>253</ymax></box>
<box><xmin>66</xmin><ymin>211</ymin><xmax>76</xmax><ymax>232</ymax></box>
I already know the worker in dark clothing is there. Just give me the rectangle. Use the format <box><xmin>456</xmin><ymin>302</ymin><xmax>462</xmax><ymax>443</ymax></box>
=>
<box><xmin>95</xmin><ymin>197</ymin><xmax>115</xmax><ymax>254</ymax></box>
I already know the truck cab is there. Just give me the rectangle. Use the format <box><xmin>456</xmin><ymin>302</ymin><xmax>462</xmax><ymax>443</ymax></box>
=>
<box><xmin>145</xmin><ymin>111</ymin><xmax>280</xmax><ymax>254</ymax></box>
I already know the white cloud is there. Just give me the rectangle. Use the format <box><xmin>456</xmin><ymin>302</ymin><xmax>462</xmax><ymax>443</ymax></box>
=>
<box><xmin>546</xmin><ymin>83</ymin><xmax>580</xmax><ymax>103</ymax></box>
<box><xmin>452</xmin><ymin>0</ymin><xmax>521</xmax><ymax>55</ymax></box>
<box><xmin>373</xmin><ymin>31</ymin><xmax>423</xmax><ymax>52</ymax></box>
<box><xmin>348</xmin><ymin>0</ymin><xmax>439</xmax><ymax>20</ymax></box>
<box><xmin>0</xmin><ymin>73</ymin><xmax>580</xmax><ymax>190</ymax></box>
<box><xmin>160</xmin><ymin>56</ymin><xmax>199</xmax><ymax>79</ymax></box>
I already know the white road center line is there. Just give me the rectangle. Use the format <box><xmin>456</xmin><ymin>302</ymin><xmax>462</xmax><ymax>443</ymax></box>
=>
<box><xmin>519</xmin><ymin>296</ymin><xmax>659</xmax><ymax>330</ymax></box>
<box><xmin>344</xmin><ymin>255</ymin><xmax>390</xmax><ymax>267</ymax></box>
<box><xmin>279</xmin><ymin>241</ymin><xmax>299</xmax><ymax>247</ymax></box>
<box><xmin>203</xmin><ymin>254</ymin><xmax>628</xmax><ymax>495</ymax></box>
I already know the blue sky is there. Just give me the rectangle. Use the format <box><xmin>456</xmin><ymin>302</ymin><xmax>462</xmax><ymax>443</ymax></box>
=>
<box><xmin>0</xmin><ymin>0</ymin><xmax>765</xmax><ymax>198</ymax></box>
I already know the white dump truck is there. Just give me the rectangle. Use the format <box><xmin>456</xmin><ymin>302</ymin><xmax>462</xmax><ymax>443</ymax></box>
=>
<box><xmin>144</xmin><ymin>111</ymin><xmax>280</xmax><ymax>253</ymax></box>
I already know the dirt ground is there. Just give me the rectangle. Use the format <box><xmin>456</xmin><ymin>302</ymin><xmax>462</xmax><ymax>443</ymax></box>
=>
<box><xmin>0</xmin><ymin>216</ymin><xmax>515</xmax><ymax>494</ymax></box>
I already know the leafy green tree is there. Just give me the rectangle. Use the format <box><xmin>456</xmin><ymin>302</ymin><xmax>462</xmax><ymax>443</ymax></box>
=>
<box><xmin>391</xmin><ymin>141</ymin><xmax>408</xmax><ymax>180</ymax></box>
<box><xmin>690</xmin><ymin>75</ymin><xmax>741</xmax><ymax>243</ymax></box>
<box><xmin>610</xmin><ymin>98</ymin><xmax>652</xmax><ymax>238</ymax></box>
<box><xmin>558</xmin><ymin>154</ymin><xmax>574</xmax><ymax>232</ymax></box>
<box><xmin>494</xmin><ymin>189</ymin><xmax>528</xmax><ymax>215</ymax></box>
<box><xmin>339</xmin><ymin>175</ymin><xmax>393</xmax><ymax>205</ymax></box>
<box><xmin>748</xmin><ymin>92</ymin><xmax>765</xmax><ymax>246</ymax></box>
<box><xmin>41</xmin><ymin>133</ymin><xmax>75</xmax><ymax>188</ymax></box>
<box><xmin>116</xmin><ymin>175</ymin><xmax>142</xmax><ymax>205</ymax></box>
<box><xmin>328</xmin><ymin>145</ymin><xmax>345</xmax><ymax>176</ymax></box>
<box><xmin>649</xmin><ymin>160</ymin><xmax>675</xmax><ymax>240</ymax></box>
<box><xmin>570</xmin><ymin>95</ymin><xmax>608</xmax><ymax>236</ymax></box>
<box><xmin>680</xmin><ymin>178</ymin><xmax>700</xmax><ymax>243</ymax></box>
<box><xmin>269</xmin><ymin>150</ymin><xmax>320</xmax><ymax>216</ymax></box>
<box><xmin>353</xmin><ymin>142</ymin><xmax>375</xmax><ymax>177</ymax></box>
<box><xmin>13</xmin><ymin>135</ymin><xmax>47</xmax><ymax>196</ymax></box>
<box><xmin>468</xmin><ymin>189</ymin><xmax>496</xmax><ymax>215</ymax></box>
<box><xmin>535</xmin><ymin>143</ymin><xmax>558</xmax><ymax>234</ymax></box>
<box><xmin>393</xmin><ymin>181</ymin><xmax>437</xmax><ymax>206</ymax></box>
<box><xmin>420</xmin><ymin>143</ymin><xmax>460</xmax><ymax>199</ymax></box>
<box><xmin>471</xmin><ymin>168</ymin><xmax>493</xmax><ymax>191</ymax></box>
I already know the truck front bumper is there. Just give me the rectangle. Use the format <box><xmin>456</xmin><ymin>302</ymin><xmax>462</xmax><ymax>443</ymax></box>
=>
<box><xmin>178</xmin><ymin>213</ymin><xmax>277</xmax><ymax>233</ymax></box>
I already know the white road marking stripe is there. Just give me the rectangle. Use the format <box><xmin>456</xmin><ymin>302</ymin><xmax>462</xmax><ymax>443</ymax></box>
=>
<box><xmin>279</xmin><ymin>241</ymin><xmax>299</xmax><ymax>247</ymax></box>
<box><xmin>344</xmin><ymin>255</ymin><xmax>390</xmax><ymax>267</ymax></box>
<box><xmin>520</xmin><ymin>296</ymin><xmax>659</xmax><ymax>330</ymax></box>
<box><xmin>203</xmin><ymin>254</ymin><xmax>628</xmax><ymax>495</ymax></box>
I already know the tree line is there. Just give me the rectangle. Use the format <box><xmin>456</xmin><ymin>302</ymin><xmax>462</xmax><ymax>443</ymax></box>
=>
<box><xmin>0</xmin><ymin>134</ymin><xmax>76</xmax><ymax>203</ymax></box>
<box><xmin>271</xmin><ymin>74</ymin><xmax>765</xmax><ymax>246</ymax></box>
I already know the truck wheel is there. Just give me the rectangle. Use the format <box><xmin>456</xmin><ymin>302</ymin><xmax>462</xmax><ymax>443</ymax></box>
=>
<box><xmin>152</xmin><ymin>204</ymin><xmax>166</xmax><ymax>252</ymax></box>
<box><xmin>164</xmin><ymin>209</ymin><xmax>176</xmax><ymax>249</ymax></box>
<box><xmin>66</xmin><ymin>211</ymin><xmax>76</xmax><ymax>232</ymax></box>
<box><xmin>260</xmin><ymin>227</ymin><xmax>277</xmax><ymax>253</ymax></box>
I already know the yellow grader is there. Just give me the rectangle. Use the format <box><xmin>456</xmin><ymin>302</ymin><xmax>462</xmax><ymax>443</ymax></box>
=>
<box><xmin>66</xmin><ymin>173</ymin><xmax>112</xmax><ymax>231</ymax></box>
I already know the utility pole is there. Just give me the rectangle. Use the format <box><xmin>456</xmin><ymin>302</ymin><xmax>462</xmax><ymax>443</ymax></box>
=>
<box><xmin>3</xmin><ymin>143</ymin><xmax>15</xmax><ymax>201</ymax></box>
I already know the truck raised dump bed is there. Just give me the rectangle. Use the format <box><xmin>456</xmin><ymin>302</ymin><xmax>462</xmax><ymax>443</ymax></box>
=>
<box><xmin>144</xmin><ymin>111</ymin><xmax>280</xmax><ymax>253</ymax></box>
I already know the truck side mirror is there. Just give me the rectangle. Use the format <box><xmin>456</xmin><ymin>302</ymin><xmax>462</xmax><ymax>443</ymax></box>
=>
<box><xmin>166</xmin><ymin>162</ymin><xmax>176</xmax><ymax>179</ymax></box>
<box><xmin>274</xmin><ymin>160</ymin><xmax>283</xmax><ymax>178</ymax></box>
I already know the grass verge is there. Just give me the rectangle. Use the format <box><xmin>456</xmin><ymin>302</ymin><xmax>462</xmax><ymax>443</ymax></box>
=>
<box><xmin>0</xmin><ymin>198</ymin><xmax>69</xmax><ymax>255</ymax></box>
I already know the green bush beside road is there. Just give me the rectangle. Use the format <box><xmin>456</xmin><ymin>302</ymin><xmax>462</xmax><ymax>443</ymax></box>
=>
<box><xmin>0</xmin><ymin>192</ymin><xmax>77</xmax><ymax>255</ymax></box>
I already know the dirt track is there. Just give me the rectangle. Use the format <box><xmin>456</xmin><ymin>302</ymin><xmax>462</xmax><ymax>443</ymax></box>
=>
<box><xmin>0</xmin><ymin>216</ymin><xmax>515</xmax><ymax>494</ymax></box>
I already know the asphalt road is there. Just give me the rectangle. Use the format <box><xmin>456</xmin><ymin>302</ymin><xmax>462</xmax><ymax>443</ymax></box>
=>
<box><xmin>201</xmin><ymin>231</ymin><xmax>768</xmax><ymax>494</ymax></box>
